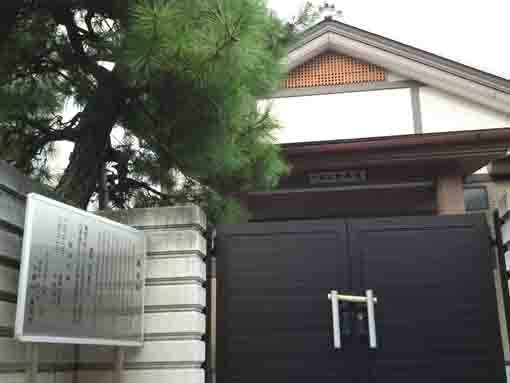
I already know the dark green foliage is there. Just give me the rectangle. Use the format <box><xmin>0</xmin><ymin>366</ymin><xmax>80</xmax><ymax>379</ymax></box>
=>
<box><xmin>0</xmin><ymin>0</ymin><xmax>314</xmax><ymax>222</ymax></box>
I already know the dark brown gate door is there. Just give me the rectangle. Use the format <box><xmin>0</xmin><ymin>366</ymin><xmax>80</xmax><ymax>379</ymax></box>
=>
<box><xmin>216</xmin><ymin>220</ymin><xmax>363</xmax><ymax>383</ymax></box>
<box><xmin>349</xmin><ymin>215</ymin><xmax>505</xmax><ymax>382</ymax></box>
<box><xmin>216</xmin><ymin>215</ymin><xmax>505</xmax><ymax>383</ymax></box>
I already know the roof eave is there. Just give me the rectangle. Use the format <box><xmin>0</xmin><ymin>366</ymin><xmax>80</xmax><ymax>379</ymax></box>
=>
<box><xmin>281</xmin><ymin>129</ymin><xmax>510</xmax><ymax>175</ymax></box>
<box><xmin>282</xmin><ymin>128</ymin><xmax>510</xmax><ymax>155</ymax></box>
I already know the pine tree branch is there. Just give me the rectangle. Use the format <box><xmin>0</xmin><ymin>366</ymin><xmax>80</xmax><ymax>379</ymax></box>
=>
<box><xmin>201</xmin><ymin>16</ymin><xmax>243</xmax><ymax>66</ymax></box>
<box><xmin>36</xmin><ymin>0</ymin><xmax>128</xmax><ymax>22</ymax></box>
<box><xmin>84</xmin><ymin>10</ymin><xmax>96</xmax><ymax>36</ymax></box>
<box><xmin>10</xmin><ymin>114</ymin><xmax>79</xmax><ymax>143</ymax></box>
<box><xmin>61</xmin><ymin>112</ymin><xmax>82</xmax><ymax>131</ymax></box>
<box><xmin>133</xmin><ymin>98</ymin><xmax>160</xmax><ymax>129</ymax></box>
<box><xmin>124</xmin><ymin>178</ymin><xmax>169</xmax><ymax>198</ymax></box>
<box><xmin>50</xmin><ymin>7</ymin><xmax>112</xmax><ymax>83</ymax></box>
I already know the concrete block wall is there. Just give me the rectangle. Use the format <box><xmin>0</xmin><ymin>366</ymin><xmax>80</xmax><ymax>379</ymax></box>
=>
<box><xmin>78</xmin><ymin>205</ymin><xmax>207</xmax><ymax>383</ymax></box>
<box><xmin>0</xmin><ymin>161</ymin><xmax>76</xmax><ymax>382</ymax></box>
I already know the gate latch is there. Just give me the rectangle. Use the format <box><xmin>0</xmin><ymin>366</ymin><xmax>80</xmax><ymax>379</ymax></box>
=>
<box><xmin>328</xmin><ymin>290</ymin><xmax>378</xmax><ymax>349</ymax></box>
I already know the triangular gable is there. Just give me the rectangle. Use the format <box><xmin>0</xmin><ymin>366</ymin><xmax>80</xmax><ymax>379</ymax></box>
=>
<box><xmin>283</xmin><ymin>52</ymin><xmax>385</xmax><ymax>89</ymax></box>
<box><xmin>280</xmin><ymin>19</ymin><xmax>510</xmax><ymax>114</ymax></box>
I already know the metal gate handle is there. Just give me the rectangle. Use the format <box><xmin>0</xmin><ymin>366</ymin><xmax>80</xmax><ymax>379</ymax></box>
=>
<box><xmin>328</xmin><ymin>290</ymin><xmax>378</xmax><ymax>349</ymax></box>
<box><xmin>329</xmin><ymin>290</ymin><xmax>341</xmax><ymax>349</ymax></box>
<box><xmin>366</xmin><ymin>289</ymin><xmax>377</xmax><ymax>349</ymax></box>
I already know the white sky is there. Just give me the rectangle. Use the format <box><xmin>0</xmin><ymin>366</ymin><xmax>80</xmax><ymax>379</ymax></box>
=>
<box><xmin>268</xmin><ymin>0</ymin><xmax>510</xmax><ymax>79</ymax></box>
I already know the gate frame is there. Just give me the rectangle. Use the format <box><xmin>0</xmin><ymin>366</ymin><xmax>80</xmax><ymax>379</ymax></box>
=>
<box><xmin>493</xmin><ymin>210</ymin><xmax>510</xmax><ymax>350</ymax></box>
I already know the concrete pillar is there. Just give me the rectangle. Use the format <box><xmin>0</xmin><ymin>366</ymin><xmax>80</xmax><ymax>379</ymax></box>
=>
<box><xmin>78</xmin><ymin>205</ymin><xmax>207</xmax><ymax>383</ymax></box>
<box><xmin>436</xmin><ymin>174</ymin><xmax>466</xmax><ymax>215</ymax></box>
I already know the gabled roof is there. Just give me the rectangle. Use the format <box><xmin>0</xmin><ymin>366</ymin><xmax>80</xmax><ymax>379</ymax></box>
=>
<box><xmin>283</xmin><ymin>19</ymin><xmax>510</xmax><ymax>114</ymax></box>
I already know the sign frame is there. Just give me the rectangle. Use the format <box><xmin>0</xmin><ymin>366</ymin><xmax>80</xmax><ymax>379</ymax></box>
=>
<box><xmin>15</xmin><ymin>193</ymin><xmax>146</xmax><ymax>347</ymax></box>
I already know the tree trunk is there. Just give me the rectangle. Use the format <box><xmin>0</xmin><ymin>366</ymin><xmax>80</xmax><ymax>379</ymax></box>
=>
<box><xmin>57</xmin><ymin>73</ymin><xmax>124</xmax><ymax>209</ymax></box>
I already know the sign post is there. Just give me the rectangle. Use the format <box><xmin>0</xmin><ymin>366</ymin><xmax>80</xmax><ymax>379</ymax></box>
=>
<box><xmin>25</xmin><ymin>343</ymin><xmax>39</xmax><ymax>383</ymax></box>
<box><xmin>114</xmin><ymin>346</ymin><xmax>125</xmax><ymax>383</ymax></box>
<box><xmin>15</xmin><ymin>194</ymin><xmax>146</xmax><ymax>383</ymax></box>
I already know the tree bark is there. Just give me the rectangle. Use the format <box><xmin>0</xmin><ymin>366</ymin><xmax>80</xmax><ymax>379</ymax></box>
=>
<box><xmin>57</xmin><ymin>70</ymin><xmax>124</xmax><ymax>209</ymax></box>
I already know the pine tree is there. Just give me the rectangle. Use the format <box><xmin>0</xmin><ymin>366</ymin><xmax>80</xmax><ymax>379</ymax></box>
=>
<box><xmin>0</xmin><ymin>0</ymin><xmax>313</xmax><ymax>220</ymax></box>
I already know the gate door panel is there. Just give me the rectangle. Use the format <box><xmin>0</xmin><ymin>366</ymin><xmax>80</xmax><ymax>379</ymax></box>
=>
<box><xmin>349</xmin><ymin>215</ymin><xmax>505</xmax><ymax>382</ymax></box>
<box><xmin>216</xmin><ymin>220</ymin><xmax>361</xmax><ymax>383</ymax></box>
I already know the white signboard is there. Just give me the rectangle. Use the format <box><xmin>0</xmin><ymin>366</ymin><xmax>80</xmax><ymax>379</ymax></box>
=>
<box><xmin>15</xmin><ymin>194</ymin><xmax>146</xmax><ymax>346</ymax></box>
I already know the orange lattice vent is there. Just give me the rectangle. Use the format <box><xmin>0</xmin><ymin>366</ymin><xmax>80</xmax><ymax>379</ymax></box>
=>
<box><xmin>283</xmin><ymin>52</ymin><xmax>385</xmax><ymax>88</ymax></box>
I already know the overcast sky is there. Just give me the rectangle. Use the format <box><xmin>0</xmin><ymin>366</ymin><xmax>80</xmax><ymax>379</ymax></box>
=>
<box><xmin>268</xmin><ymin>0</ymin><xmax>510</xmax><ymax>79</ymax></box>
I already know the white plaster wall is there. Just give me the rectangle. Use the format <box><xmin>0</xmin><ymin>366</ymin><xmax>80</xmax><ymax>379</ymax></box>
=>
<box><xmin>262</xmin><ymin>88</ymin><xmax>414</xmax><ymax>143</ymax></box>
<box><xmin>262</xmin><ymin>84</ymin><xmax>510</xmax><ymax>145</ymax></box>
<box><xmin>420</xmin><ymin>86</ymin><xmax>510</xmax><ymax>133</ymax></box>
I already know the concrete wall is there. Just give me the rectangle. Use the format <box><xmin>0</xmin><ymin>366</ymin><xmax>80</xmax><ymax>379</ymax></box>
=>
<box><xmin>0</xmin><ymin>162</ymin><xmax>76</xmax><ymax>382</ymax></box>
<box><xmin>78</xmin><ymin>206</ymin><xmax>207</xmax><ymax>383</ymax></box>
<box><xmin>0</xmin><ymin>161</ymin><xmax>208</xmax><ymax>383</ymax></box>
